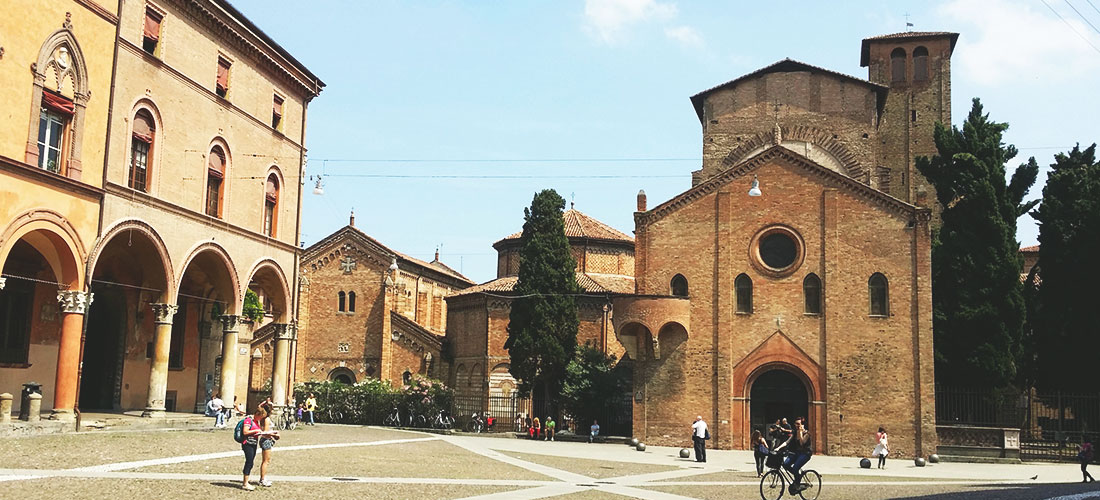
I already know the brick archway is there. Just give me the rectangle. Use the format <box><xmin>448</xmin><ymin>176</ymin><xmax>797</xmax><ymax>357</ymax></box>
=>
<box><xmin>730</xmin><ymin>331</ymin><xmax>825</xmax><ymax>453</ymax></box>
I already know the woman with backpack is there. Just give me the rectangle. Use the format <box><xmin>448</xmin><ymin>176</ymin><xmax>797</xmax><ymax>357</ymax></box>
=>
<box><xmin>236</xmin><ymin>404</ymin><xmax>274</xmax><ymax>490</ymax></box>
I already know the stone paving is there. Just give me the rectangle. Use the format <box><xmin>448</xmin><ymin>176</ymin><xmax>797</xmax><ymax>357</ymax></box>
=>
<box><xmin>2</xmin><ymin>424</ymin><xmax>1100</xmax><ymax>499</ymax></box>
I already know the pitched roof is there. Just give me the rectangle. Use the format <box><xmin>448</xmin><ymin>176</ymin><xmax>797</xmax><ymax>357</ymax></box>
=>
<box><xmin>390</xmin><ymin>311</ymin><xmax>443</xmax><ymax>349</ymax></box>
<box><xmin>689</xmin><ymin>59</ymin><xmax>888</xmax><ymax>123</ymax></box>
<box><xmin>860</xmin><ymin>31</ymin><xmax>959</xmax><ymax>66</ymax></box>
<box><xmin>302</xmin><ymin>225</ymin><xmax>474</xmax><ymax>286</ymax></box>
<box><xmin>449</xmin><ymin>272</ymin><xmax>635</xmax><ymax>298</ymax></box>
<box><xmin>494</xmin><ymin>209</ymin><xmax>634</xmax><ymax>248</ymax></box>
<box><xmin>1020</xmin><ymin>245</ymin><xmax>1039</xmax><ymax>253</ymax></box>
<box><xmin>639</xmin><ymin>145</ymin><xmax>929</xmax><ymax>227</ymax></box>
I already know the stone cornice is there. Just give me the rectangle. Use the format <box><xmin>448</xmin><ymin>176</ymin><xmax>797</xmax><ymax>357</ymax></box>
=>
<box><xmin>74</xmin><ymin>0</ymin><xmax>119</xmax><ymax>24</ymax></box>
<box><xmin>104</xmin><ymin>182</ymin><xmax>299</xmax><ymax>254</ymax></box>
<box><xmin>640</xmin><ymin>146</ymin><xmax>922</xmax><ymax>227</ymax></box>
<box><xmin>0</xmin><ymin>155</ymin><xmax>104</xmax><ymax>199</ymax></box>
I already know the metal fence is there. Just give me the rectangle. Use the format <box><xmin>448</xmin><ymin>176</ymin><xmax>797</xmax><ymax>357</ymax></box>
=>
<box><xmin>936</xmin><ymin>386</ymin><xmax>1100</xmax><ymax>461</ymax></box>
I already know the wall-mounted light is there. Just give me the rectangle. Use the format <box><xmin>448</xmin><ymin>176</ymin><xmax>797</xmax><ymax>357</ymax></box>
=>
<box><xmin>748</xmin><ymin>174</ymin><xmax>762</xmax><ymax>197</ymax></box>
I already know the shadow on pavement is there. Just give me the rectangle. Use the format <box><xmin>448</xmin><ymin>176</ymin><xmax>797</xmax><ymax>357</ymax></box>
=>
<box><xmin>897</xmin><ymin>482</ymin><xmax>1100</xmax><ymax>499</ymax></box>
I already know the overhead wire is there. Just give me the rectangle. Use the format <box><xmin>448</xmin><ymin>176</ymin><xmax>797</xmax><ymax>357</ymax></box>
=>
<box><xmin>1042</xmin><ymin>0</ymin><xmax>1100</xmax><ymax>54</ymax></box>
<box><xmin>1064</xmin><ymin>0</ymin><xmax>1100</xmax><ymax>35</ymax></box>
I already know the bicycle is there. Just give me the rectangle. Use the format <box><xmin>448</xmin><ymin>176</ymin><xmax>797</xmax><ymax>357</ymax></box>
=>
<box><xmin>383</xmin><ymin>406</ymin><xmax>401</xmax><ymax>427</ymax></box>
<box><xmin>431</xmin><ymin>409</ymin><xmax>454</xmax><ymax>429</ymax></box>
<box><xmin>465</xmin><ymin>412</ymin><xmax>485</xmax><ymax>433</ymax></box>
<box><xmin>276</xmin><ymin>408</ymin><xmax>297</xmax><ymax>431</ymax></box>
<box><xmin>759</xmin><ymin>452</ymin><xmax>821</xmax><ymax>500</ymax></box>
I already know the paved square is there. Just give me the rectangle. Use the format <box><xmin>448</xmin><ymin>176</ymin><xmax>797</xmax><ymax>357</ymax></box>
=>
<box><xmin>2</xmin><ymin>425</ymin><xmax>1099</xmax><ymax>499</ymax></box>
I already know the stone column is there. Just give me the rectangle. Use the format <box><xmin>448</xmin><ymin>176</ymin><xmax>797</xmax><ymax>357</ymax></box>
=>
<box><xmin>269</xmin><ymin>323</ymin><xmax>291</xmax><ymax>417</ymax></box>
<box><xmin>51</xmin><ymin>290</ymin><xmax>93</xmax><ymax>421</ymax></box>
<box><xmin>142</xmin><ymin>303</ymin><xmax>178</xmax><ymax>417</ymax></box>
<box><xmin>218</xmin><ymin>315</ymin><xmax>241</xmax><ymax>409</ymax></box>
<box><xmin>0</xmin><ymin>393</ymin><xmax>12</xmax><ymax>423</ymax></box>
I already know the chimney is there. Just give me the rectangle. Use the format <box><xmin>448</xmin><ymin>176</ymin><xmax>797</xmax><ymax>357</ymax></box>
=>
<box><xmin>434</xmin><ymin>248</ymin><xmax>440</xmax><ymax>262</ymax></box>
<box><xmin>349</xmin><ymin>209</ymin><xmax>355</xmax><ymax>227</ymax></box>
<box><xmin>636</xmin><ymin>190</ymin><xmax>647</xmax><ymax>212</ymax></box>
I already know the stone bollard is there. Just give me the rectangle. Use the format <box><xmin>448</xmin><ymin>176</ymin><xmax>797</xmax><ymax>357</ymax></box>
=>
<box><xmin>0</xmin><ymin>393</ymin><xmax>11</xmax><ymax>424</ymax></box>
<box><xmin>27</xmin><ymin>393</ymin><xmax>42</xmax><ymax>422</ymax></box>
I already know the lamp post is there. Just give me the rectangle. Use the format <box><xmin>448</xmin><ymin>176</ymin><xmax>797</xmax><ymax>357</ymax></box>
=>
<box><xmin>748</xmin><ymin>175</ymin><xmax>762</xmax><ymax>197</ymax></box>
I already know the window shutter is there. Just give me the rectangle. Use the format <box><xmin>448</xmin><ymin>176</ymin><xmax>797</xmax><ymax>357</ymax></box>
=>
<box><xmin>208</xmin><ymin>148</ymin><xmax>225</xmax><ymax>178</ymax></box>
<box><xmin>272</xmin><ymin>95</ymin><xmax>283</xmax><ymax>118</ymax></box>
<box><xmin>143</xmin><ymin>10</ymin><xmax>162</xmax><ymax>41</ymax></box>
<box><xmin>265</xmin><ymin>176</ymin><xmax>278</xmax><ymax>202</ymax></box>
<box><xmin>132</xmin><ymin>111</ymin><xmax>155</xmax><ymax>143</ymax></box>
<box><xmin>42</xmin><ymin>89</ymin><xmax>75</xmax><ymax>115</ymax></box>
<box><xmin>216</xmin><ymin>58</ymin><xmax>230</xmax><ymax>93</ymax></box>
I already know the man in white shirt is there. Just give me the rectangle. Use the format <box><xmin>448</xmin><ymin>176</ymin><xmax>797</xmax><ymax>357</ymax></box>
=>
<box><xmin>207</xmin><ymin>393</ymin><xmax>225</xmax><ymax>428</ymax></box>
<box><xmin>692</xmin><ymin>415</ymin><xmax>708</xmax><ymax>462</ymax></box>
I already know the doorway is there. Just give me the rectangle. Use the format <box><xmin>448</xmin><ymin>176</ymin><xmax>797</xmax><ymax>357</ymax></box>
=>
<box><xmin>80</xmin><ymin>288</ymin><xmax>126</xmax><ymax>410</ymax></box>
<box><xmin>749</xmin><ymin>368</ymin><xmax>809</xmax><ymax>434</ymax></box>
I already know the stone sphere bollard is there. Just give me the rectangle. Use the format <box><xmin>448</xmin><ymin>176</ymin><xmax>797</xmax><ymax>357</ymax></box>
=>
<box><xmin>27</xmin><ymin>393</ymin><xmax>42</xmax><ymax>422</ymax></box>
<box><xmin>860</xmin><ymin>458</ymin><xmax>871</xmax><ymax>469</ymax></box>
<box><xmin>928</xmin><ymin>454</ymin><xmax>940</xmax><ymax>464</ymax></box>
<box><xmin>636</xmin><ymin>442</ymin><xmax>647</xmax><ymax>451</ymax></box>
<box><xmin>679</xmin><ymin>448</ymin><xmax>691</xmax><ymax>458</ymax></box>
<box><xmin>914</xmin><ymin>457</ymin><xmax>927</xmax><ymax>467</ymax></box>
<box><xmin>630</xmin><ymin>438</ymin><xmax>640</xmax><ymax>447</ymax></box>
<box><xmin>0</xmin><ymin>393</ymin><xmax>11</xmax><ymax>424</ymax></box>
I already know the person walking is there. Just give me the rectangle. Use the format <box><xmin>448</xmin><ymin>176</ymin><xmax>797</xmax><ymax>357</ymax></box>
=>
<box><xmin>257</xmin><ymin>402</ymin><xmax>279</xmax><ymax>487</ymax></box>
<box><xmin>774</xmin><ymin>417</ymin><xmax>813</xmax><ymax>495</ymax></box>
<box><xmin>238</xmin><ymin>404</ymin><xmax>272</xmax><ymax>490</ymax></box>
<box><xmin>1080</xmin><ymin>437</ymin><xmax>1095</xmax><ymax>483</ymax></box>
<box><xmin>589</xmin><ymin>420</ymin><xmax>600</xmax><ymax>443</ymax></box>
<box><xmin>872</xmin><ymin>427</ymin><xmax>889</xmax><ymax>469</ymax></box>
<box><xmin>545</xmin><ymin>416</ymin><xmax>556</xmax><ymax>441</ymax></box>
<box><xmin>305</xmin><ymin>393</ymin><xmax>317</xmax><ymax>426</ymax></box>
<box><xmin>692</xmin><ymin>415</ymin><xmax>709</xmax><ymax>463</ymax></box>
<box><xmin>751</xmin><ymin>429</ymin><xmax>770</xmax><ymax>477</ymax></box>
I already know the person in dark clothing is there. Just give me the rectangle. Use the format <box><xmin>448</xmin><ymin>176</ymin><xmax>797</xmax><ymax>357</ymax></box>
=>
<box><xmin>691</xmin><ymin>415</ymin><xmax>709</xmax><ymax>462</ymax></box>
<box><xmin>774</xmin><ymin>417</ymin><xmax>813</xmax><ymax>495</ymax></box>
<box><xmin>1080</xmin><ymin>437</ymin><xmax>1095</xmax><ymax>483</ymax></box>
<box><xmin>751</xmin><ymin>429</ymin><xmax>770</xmax><ymax>477</ymax></box>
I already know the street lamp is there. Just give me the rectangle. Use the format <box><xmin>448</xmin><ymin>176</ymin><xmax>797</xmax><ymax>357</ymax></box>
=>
<box><xmin>748</xmin><ymin>174</ymin><xmax>762</xmax><ymax>197</ymax></box>
<box><xmin>311</xmin><ymin>176</ymin><xmax>324</xmax><ymax>195</ymax></box>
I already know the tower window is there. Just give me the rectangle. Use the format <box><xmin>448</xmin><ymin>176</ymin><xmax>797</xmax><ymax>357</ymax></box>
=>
<box><xmin>735</xmin><ymin>273</ymin><xmax>753</xmax><ymax>314</ymax></box>
<box><xmin>804</xmin><ymin>273</ymin><xmax>822</xmax><ymax>315</ymax></box>
<box><xmin>348</xmin><ymin>291</ymin><xmax>356</xmax><ymax>313</ymax></box>
<box><xmin>670</xmin><ymin>274</ymin><xmax>688</xmax><ymax>297</ymax></box>
<box><xmin>869</xmin><ymin>273</ymin><xmax>889</xmax><ymax>316</ymax></box>
<box><xmin>338</xmin><ymin>291</ymin><xmax>346</xmax><ymax>312</ymax></box>
<box><xmin>913</xmin><ymin>46</ymin><xmax>929</xmax><ymax>81</ymax></box>
<box><xmin>890</xmin><ymin>47</ymin><xmax>906</xmax><ymax>83</ymax></box>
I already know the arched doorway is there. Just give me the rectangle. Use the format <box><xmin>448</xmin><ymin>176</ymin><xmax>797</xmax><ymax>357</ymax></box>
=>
<box><xmin>749</xmin><ymin>368</ymin><xmax>809</xmax><ymax>434</ymax></box>
<box><xmin>80</xmin><ymin>289</ymin><xmax>125</xmax><ymax>409</ymax></box>
<box><xmin>329</xmin><ymin>367</ymin><xmax>355</xmax><ymax>385</ymax></box>
<box><xmin>176</xmin><ymin>244</ymin><xmax>239</xmax><ymax>413</ymax></box>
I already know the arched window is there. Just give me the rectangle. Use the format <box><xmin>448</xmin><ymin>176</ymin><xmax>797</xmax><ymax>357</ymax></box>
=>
<box><xmin>28</xmin><ymin>30</ymin><xmax>90</xmax><ymax>178</ymax></box>
<box><xmin>891</xmin><ymin>47</ymin><xmax>907</xmax><ymax>83</ymax></box>
<box><xmin>913</xmin><ymin>46</ymin><xmax>929</xmax><ymax>81</ymax></box>
<box><xmin>869</xmin><ymin>273</ymin><xmax>889</xmax><ymax>316</ymax></box>
<box><xmin>803</xmin><ymin>273</ymin><xmax>822</xmax><ymax>314</ymax></box>
<box><xmin>670</xmin><ymin>274</ymin><xmax>688</xmax><ymax>297</ymax></box>
<box><xmin>337</xmin><ymin>291</ymin><xmax>346</xmax><ymax>312</ymax></box>
<box><xmin>129</xmin><ymin>109</ymin><xmax>155</xmax><ymax>191</ymax></box>
<box><xmin>263</xmin><ymin>173</ymin><xmax>279</xmax><ymax>237</ymax></box>
<box><xmin>735</xmin><ymin>273</ymin><xmax>753</xmax><ymax>314</ymax></box>
<box><xmin>348</xmin><ymin>291</ymin><xmax>356</xmax><ymax>313</ymax></box>
<box><xmin>206</xmin><ymin>145</ymin><xmax>226</xmax><ymax>218</ymax></box>
<box><xmin>402</xmin><ymin>370</ymin><xmax>412</xmax><ymax>384</ymax></box>
<box><xmin>469</xmin><ymin>363</ymin><xmax>480</xmax><ymax>388</ymax></box>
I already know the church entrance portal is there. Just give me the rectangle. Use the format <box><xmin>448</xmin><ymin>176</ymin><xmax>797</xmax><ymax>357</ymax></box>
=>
<box><xmin>749</xmin><ymin>368</ymin><xmax>808</xmax><ymax>433</ymax></box>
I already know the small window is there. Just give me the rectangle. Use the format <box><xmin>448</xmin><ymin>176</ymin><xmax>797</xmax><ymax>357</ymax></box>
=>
<box><xmin>890</xmin><ymin>47</ymin><xmax>906</xmax><ymax>83</ymax></box>
<box><xmin>803</xmin><ymin>273</ymin><xmax>822</xmax><ymax>314</ymax></box>
<box><xmin>913</xmin><ymin>46</ymin><xmax>929</xmax><ymax>81</ymax></box>
<box><xmin>670</xmin><ymin>274</ymin><xmax>688</xmax><ymax>297</ymax></box>
<box><xmin>272</xmin><ymin>94</ymin><xmax>284</xmax><ymax>130</ymax></box>
<box><xmin>215</xmin><ymin>57</ymin><xmax>231</xmax><ymax>98</ymax></box>
<box><xmin>38</xmin><ymin>90</ymin><xmax>74</xmax><ymax>173</ymax></box>
<box><xmin>263</xmin><ymin>173</ymin><xmax>279</xmax><ymax>237</ymax></box>
<box><xmin>348</xmin><ymin>291</ymin><xmax>356</xmax><ymax>313</ymax></box>
<box><xmin>911</xmin><ymin>110</ymin><xmax>917</xmax><ymax>122</ymax></box>
<box><xmin>338</xmin><ymin>291</ymin><xmax>346</xmax><ymax>312</ymax></box>
<box><xmin>869</xmin><ymin>273</ymin><xmax>889</xmax><ymax>316</ymax></box>
<box><xmin>735</xmin><ymin>273</ymin><xmax>753</xmax><ymax>314</ymax></box>
<box><xmin>143</xmin><ymin>7</ymin><xmax>162</xmax><ymax>55</ymax></box>
<box><xmin>129</xmin><ymin>109</ymin><xmax>155</xmax><ymax>192</ymax></box>
<box><xmin>205</xmin><ymin>146</ymin><xmax>226</xmax><ymax>217</ymax></box>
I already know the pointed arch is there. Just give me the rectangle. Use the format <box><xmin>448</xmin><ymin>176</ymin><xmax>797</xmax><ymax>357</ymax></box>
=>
<box><xmin>26</xmin><ymin>27</ymin><xmax>92</xmax><ymax>178</ymax></box>
<box><xmin>670</xmin><ymin>273</ymin><xmax>688</xmax><ymax>297</ymax></box>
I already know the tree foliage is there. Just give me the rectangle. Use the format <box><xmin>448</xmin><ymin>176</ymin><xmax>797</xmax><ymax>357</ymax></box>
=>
<box><xmin>915</xmin><ymin>98</ymin><xmax>1038</xmax><ymax>388</ymax></box>
<box><xmin>243</xmin><ymin>289</ymin><xmax>265</xmax><ymax>323</ymax></box>
<box><xmin>560</xmin><ymin>344</ymin><xmax>630</xmax><ymax>428</ymax></box>
<box><xmin>505</xmin><ymin>189</ymin><xmax>581</xmax><ymax>405</ymax></box>
<box><xmin>1030</xmin><ymin>144</ymin><xmax>1100</xmax><ymax>390</ymax></box>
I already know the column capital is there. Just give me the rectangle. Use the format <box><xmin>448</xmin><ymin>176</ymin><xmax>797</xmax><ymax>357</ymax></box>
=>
<box><xmin>150</xmin><ymin>303</ymin><xmax>178</xmax><ymax>325</ymax></box>
<box><xmin>57</xmin><ymin>290</ymin><xmax>93</xmax><ymax>314</ymax></box>
<box><xmin>287</xmin><ymin>321</ymin><xmax>300</xmax><ymax>341</ymax></box>
<box><xmin>218</xmin><ymin>314</ymin><xmax>241</xmax><ymax>332</ymax></box>
<box><xmin>273</xmin><ymin>323</ymin><xmax>293</xmax><ymax>341</ymax></box>
<box><xmin>0</xmin><ymin>277</ymin><xmax>6</xmax><ymax>290</ymax></box>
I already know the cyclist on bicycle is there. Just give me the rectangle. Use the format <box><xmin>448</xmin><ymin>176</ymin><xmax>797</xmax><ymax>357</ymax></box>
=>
<box><xmin>772</xmin><ymin>417</ymin><xmax>813</xmax><ymax>495</ymax></box>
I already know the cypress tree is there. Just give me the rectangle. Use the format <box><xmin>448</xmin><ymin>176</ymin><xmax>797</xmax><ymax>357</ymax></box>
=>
<box><xmin>505</xmin><ymin>189</ymin><xmax>582</xmax><ymax>410</ymax></box>
<box><xmin>916</xmin><ymin>98</ymin><xmax>1038</xmax><ymax>388</ymax></box>
<box><xmin>1030</xmin><ymin>144</ymin><xmax>1100</xmax><ymax>390</ymax></box>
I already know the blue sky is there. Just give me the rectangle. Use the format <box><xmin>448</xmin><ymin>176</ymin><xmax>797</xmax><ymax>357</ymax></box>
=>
<box><xmin>239</xmin><ymin>0</ymin><xmax>1100</xmax><ymax>284</ymax></box>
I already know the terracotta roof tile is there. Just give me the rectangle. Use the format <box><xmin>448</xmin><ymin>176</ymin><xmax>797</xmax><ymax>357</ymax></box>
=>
<box><xmin>450</xmin><ymin>272</ymin><xmax>635</xmax><ymax>298</ymax></box>
<box><xmin>1020</xmin><ymin>245</ymin><xmax>1040</xmax><ymax>252</ymax></box>
<box><xmin>498</xmin><ymin>209</ymin><xmax>633</xmax><ymax>244</ymax></box>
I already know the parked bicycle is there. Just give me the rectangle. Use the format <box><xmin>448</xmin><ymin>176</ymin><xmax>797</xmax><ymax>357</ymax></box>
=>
<box><xmin>383</xmin><ymin>406</ymin><xmax>401</xmax><ymax>427</ymax></box>
<box><xmin>759</xmin><ymin>451</ymin><xmax>821</xmax><ymax>500</ymax></box>
<box><xmin>431</xmin><ymin>409</ymin><xmax>454</xmax><ymax>429</ymax></box>
<box><xmin>465</xmin><ymin>412</ymin><xmax>495</xmax><ymax>433</ymax></box>
<box><xmin>275</xmin><ymin>408</ymin><xmax>297</xmax><ymax>431</ymax></box>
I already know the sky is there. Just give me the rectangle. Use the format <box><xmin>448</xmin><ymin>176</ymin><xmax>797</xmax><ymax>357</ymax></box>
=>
<box><xmin>237</xmin><ymin>0</ymin><xmax>1100</xmax><ymax>284</ymax></box>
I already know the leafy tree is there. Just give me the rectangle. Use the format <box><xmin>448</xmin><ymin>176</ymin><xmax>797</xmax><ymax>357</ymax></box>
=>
<box><xmin>505</xmin><ymin>189</ymin><xmax>581</xmax><ymax>411</ymax></box>
<box><xmin>242</xmin><ymin>289</ymin><xmax>265</xmax><ymax>323</ymax></box>
<box><xmin>560</xmin><ymin>344</ymin><xmax>630</xmax><ymax>429</ymax></box>
<box><xmin>1030</xmin><ymin>144</ymin><xmax>1100</xmax><ymax>390</ymax></box>
<box><xmin>916</xmin><ymin>98</ymin><xmax>1038</xmax><ymax>388</ymax></box>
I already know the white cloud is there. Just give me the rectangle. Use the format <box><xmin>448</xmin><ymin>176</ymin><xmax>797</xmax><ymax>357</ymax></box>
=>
<box><xmin>583</xmin><ymin>0</ymin><xmax>679</xmax><ymax>44</ymax></box>
<box><xmin>664</xmin><ymin>25</ymin><xmax>704</xmax><ymax>48</ymax></box>
<box><xmin>938</xmin><ymin>0</ymin><xmax>1100</xmax><ymax>85</ymax></box>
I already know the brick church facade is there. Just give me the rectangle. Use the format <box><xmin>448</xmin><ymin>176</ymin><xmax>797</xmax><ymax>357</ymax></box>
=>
<box><xmin>612</xmin><ymin>31</ymin><xmax>955</xmax><ymax>457</ymax></box>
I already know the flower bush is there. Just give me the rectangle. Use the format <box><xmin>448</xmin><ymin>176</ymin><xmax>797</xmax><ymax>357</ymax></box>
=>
<box><xmin>295</xmin><ymin>375</ymin><xmax>452</xmax><ymax>426</ymax></box>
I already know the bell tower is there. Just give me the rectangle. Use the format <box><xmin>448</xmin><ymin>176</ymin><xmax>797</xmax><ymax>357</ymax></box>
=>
<box><xmin>861</xmin><ymin>32</ymin><xmax>957</xmax><ymax>207</ymax></box>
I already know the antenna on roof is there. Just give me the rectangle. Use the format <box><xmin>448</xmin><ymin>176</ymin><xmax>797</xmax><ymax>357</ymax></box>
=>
<box><xmin>570</xmin><ymin>192</ymin><xmax>575</xmax><ymax>209</ymax></box>
<box><xmin>904</xmin><ymin>12</ymin><xmax>913</xmax><ymax>32</ymax></box>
